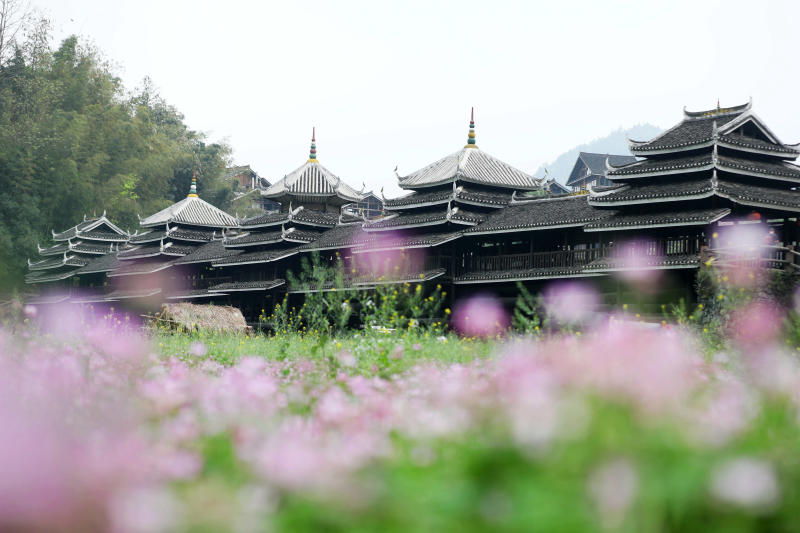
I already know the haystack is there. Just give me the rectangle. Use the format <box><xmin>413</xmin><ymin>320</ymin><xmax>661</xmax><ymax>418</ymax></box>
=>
<box><xmin>154</xmin><ymin>303</ymin><xmax>250</xmax><ymax>334</ymax></box>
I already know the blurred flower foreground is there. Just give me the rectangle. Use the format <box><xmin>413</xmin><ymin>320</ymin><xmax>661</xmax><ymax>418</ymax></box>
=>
<box><xmin>2</xmin><ymin>292</ymin><xmax>800</xmax><ymax>532</ymax></box>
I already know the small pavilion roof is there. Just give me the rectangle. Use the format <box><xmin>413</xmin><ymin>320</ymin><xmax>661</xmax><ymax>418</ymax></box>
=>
<box><xmin>397</xmin><ymin>110</ymin><xmax>541</xmax><ymax>191</ymax></box>
<box><xmin>52</xmin><ymin>215</ymin><xmax>128</xmax><ymax>242</ymax></box>
<box><xmin>139</xmin><ymin>196</ymin><xmax>238</xmax><ymax>228</ymax></box>
<box><xmin>260</xmin><ymin>130</ymin><xmax>364</xmax><ymax>203</ymax></box>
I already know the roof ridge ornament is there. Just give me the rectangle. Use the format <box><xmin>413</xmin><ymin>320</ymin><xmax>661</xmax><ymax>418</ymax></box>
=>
<box><xmin>464</xmin><ymin>107</ymin><xmax>477</xmax><ymax>149</ymax></box>
<box><xmin>307</xmin><ymin>127</ymin><xmax>318</xmax><ymax>163</ymax></box>
<box><xmin>188</xmin><ymin>168</ymin><xmax>199</xmax><ymax>198</ymax></box>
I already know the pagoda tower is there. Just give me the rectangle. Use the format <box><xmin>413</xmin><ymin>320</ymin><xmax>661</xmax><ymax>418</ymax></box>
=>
<box><xmin>354</xmin><ymin>109</ymin><xmax>544</xmax><ymax>285</ymax></box>
<box><xmin>191</xmin><ymin>130</ymin><xmax>365</xmax><ymax>319</ymax></box>
<box><xmin>106</xmin><ymin>172</ymin><xmax>238</xmax><ymax>303</ymax></box>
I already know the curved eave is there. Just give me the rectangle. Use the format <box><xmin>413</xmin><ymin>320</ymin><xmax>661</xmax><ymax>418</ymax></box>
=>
<box><xmin>352</xmin><ymin>234</ymin><xmax>462</xmax><ymax>254</ymax></box>
<box><xmin>716</xmin><ymin>161</ymin><xmax>800</xmax><ymax>184</ymax></box>
<box><xmin>583</xmin><ymin>210</ymin><xmax>730</xmax><ymax>233</ymax></box>
<box><xmin>717</xmin><ymin>139</ymin><xmax>800</xmax><ymax>159</ymax></box>
<box><xmin>683</xmin><ymin>100</ymin><xmax>752</xmax><ymax>120</ymax></box>
<box><xmin>467</xmin><ymin>221</ymin><xmax>590</xmax><ymax>236</ymax></box>
<box><xmin>383</xmin><ymin>198</ymin><xmax>450</xmax><ymax>210</ymax></box>
<box><xmin>362</xmin><ymin>218</ymin><xmax>450</xmax><ymax>232</ymax></box>
<box><xmin>211</xmin><ymin>250</ymin><xmax>299</xmax><ymax>267</ymax></box>
<box><xmin>608</xmin><ymin>162</ymin><xmax>714</xmax><ymax>179</ymax></box>
<box><xmin>629</xmin><ymin>139</ymin><xmax>713</xmax><ymax>156</ymax></box>
<box><xmin>107</xmin><ymin>263</ymin><xmax>174</xmax><ymax>277</ymax></box>
<box><xmin>588</xmin><ymin>190</ymin><xmax>714</xmax><ymax>207</ymax></box>
<box><xmin>715</xmin><ymin>191</ymin><xmax>800</xmax><ymax>214</ymax></box>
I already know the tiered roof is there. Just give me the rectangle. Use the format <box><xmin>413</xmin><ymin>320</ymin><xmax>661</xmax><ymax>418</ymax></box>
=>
<box><xmin>359</xmin><ymin>110</ymin><xmax>544</xmax><ymax>262</ymax></box>
<box><xmin>26</xmin><ymin>214</ymin><xmax>128</xmax><ymax>285</ymax></box>
<box><xmin>565</xmin><ymin>152</ymin><xmax>637</xmax><ymax>188</ymax></box>
<box><xmin>207</xmin><ymin>135</ymin><xmax>365</xmax><ymax>293</ymax></box>
<box><xmin>590</xmin><ymin>100</ymin><xmax>800</xmax><ymax>222</ymax></box>
<box><xmin>111</xmin><ymin>173</ymin><xmax>237</xmax><ymax>280</ymax></box>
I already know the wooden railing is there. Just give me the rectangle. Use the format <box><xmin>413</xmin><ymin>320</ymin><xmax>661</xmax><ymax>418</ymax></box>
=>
<box><xmin>707</xmin><ymin>245</ymin><xmax>798</xmax><ymax>271</ymax></box>
<box><xmin>461</xmin><ymin>247</ymin><xmax>610</xmax><ymax>274</ymax></box>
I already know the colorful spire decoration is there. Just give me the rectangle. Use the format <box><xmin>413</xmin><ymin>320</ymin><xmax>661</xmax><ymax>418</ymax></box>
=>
<box><xmin>465</xmin><ymin>107</ymin><xmax>477</xmax><ymax>148</ymax></box>
<box><xmin>188</xmin><ymin>168</ymin><xmax>199</xmax><ymax>198</ymax></box>
<box><xmin>308</xmin><ymin>127</ymin><xmax>318</xmax><ymax>163</ymax></box>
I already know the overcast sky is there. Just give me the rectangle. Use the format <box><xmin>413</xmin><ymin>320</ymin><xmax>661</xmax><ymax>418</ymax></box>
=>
<box><xmin>37</xmin><ymin>0</ymin><xmax>800</xmax><ymax>196</ymax></box>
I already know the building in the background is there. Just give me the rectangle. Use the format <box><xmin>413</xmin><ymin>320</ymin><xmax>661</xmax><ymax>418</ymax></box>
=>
<box><xmin>25</xmin><ymin>214</ymin><xmax>128</xmax><ymax>302</ymax></box>
<box><xmin>225</xmin><ymin>164</ymin><xmax>280</xmax><ymax>213</ymax></box>
<box><xmin>107</xmin><ymin>172</ymin><xmax>238</xmax><ymax>304</ymax></box>
<box><xmin>565</xmin><ymin>152</ymin><xmax>637</xmax><ymax>192</ymax></box>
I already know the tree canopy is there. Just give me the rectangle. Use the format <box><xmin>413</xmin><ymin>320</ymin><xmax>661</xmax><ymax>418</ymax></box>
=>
<box><xmin>0</xmin><ymin>17</ymin><xmax>234</xmax><ymax>289</ymax></box>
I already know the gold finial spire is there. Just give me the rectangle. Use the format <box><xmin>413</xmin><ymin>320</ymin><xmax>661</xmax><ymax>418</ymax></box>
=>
<box><xmin>465</xmin><ymin>107</ymin><xmax>477</xmax><ymax>149</ymax></box>
<box><xmin>188</xmin><ymin>168</ymin><xmax>199</xmax><ymax>198</ymax></box>
<box><xmin>307</xmin><ymin>127</ymin><xmax>318</xmax><ymax>163</ymax></box>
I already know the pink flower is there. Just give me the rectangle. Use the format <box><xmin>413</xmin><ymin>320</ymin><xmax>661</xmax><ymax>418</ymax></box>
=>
<box><xmin>452</xmin><ymin>294</ymin><xmax>509</xmax><ymax>337</ymax></box>
<box><xmin>543</xmin><ymin>281</ymin><xmax>600</xmax><ymax>324</ymax></box>
<box><xmin>710</xmin><ymin>457</ymin><xmax>780</xmax><ymax>511</ymax></box>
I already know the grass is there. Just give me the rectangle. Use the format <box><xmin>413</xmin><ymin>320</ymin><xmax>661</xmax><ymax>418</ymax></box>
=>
<box><xmin>153</xmin><ymin>329</ymin><xmax>497</xmax><ymax>377</ymax></box>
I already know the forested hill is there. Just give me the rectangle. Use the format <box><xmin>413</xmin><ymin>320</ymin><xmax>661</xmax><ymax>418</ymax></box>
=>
<box><xmin>0</xmin><ymin>21</ymin><xmax>234</xmax><ymax>290</ymax></box>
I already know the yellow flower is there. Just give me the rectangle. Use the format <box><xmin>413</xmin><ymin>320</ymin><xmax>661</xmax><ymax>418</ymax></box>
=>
<box><xmin>444</xmin><ymin>308</ymin><xmax>451</xmax><ymax>315</ymax></box>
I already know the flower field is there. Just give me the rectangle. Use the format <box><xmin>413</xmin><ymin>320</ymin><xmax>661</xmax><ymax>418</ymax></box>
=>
<box><xmin>3</xmin><ymin>290</ymin><xmax>800</xmax><ymax>532</ymax></box>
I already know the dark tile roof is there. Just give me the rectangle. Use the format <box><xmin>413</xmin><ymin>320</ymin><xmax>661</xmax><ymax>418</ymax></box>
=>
<box><xmin>384</xmin><ymin>189</ymin><xmax>451</xmax><ymax>209</ymax></box>
<box><xmin>171</xmin><ymin>241</ymin><xmax>241</xmax><ymax>265</ymax></box>
<box><xmin>51</xmin><ymin>216</ymin><xmax>128</xmax><ymax>241</ymax></box>
<box><xmin>607</xmin><ymin>153</ymin><xmax>712</xmax><ymax>177</ymax></box>
<box><xmin>165</xmin><ymin>289</ymin><xmax>227</xmax><ymax>300</ymax></box>
<box><xmin>583</xmin><ymin>207</ymin><xmax>730</xmax><ymax>231</ymax></box>
<box><xmin>28</xmin><ymin>256</ymin><xmax>89</xmax><ymax>271</ymax></box>
<box><xmin>225</xmin><ymin>230</ymin><xmax>284</xmax><ymax>247</ymax></box>
<box><xmin>104</xmin><ymin>288</ymin><xmax>163</xmax><ymax>300</ymax></box>
<box><xmin>169</xmin><ymin>227</ymin><xmax>218</xmax><ymax>242</ymax></box>
<box><xmin>212</xmin><ymin>247</ymin><xmax>300</xmax><ymax>267</ymax></box>
<box><xmin>588</xmin><ymin>178</ymin><xmax>714</xmax><ymax>205</ymax></box>
<box><xmin>717</xmin><ymin>154</ymin><xmax>800</xmax><ymax>181</ymax></box>
<box><xmin>129</xmin><ymin>230</ymin><xmax>166</xmax><ymax>244</ymax></box>
<box><xmin>240</xmin><ymin>211</ymin><xmax>289</xmax><ymax>228</ymax></box>
<box><xmin>208</xmin><ymin>280</ymin><xmax>285</xmax><ymax>292</ymax></box>
<box><xmin>25</xmin><ymin>269</ymin><xmax>79</xmax><ymax>284</ymax></box>
<box><xmin>77</xmin><ymin>231</ymin><xmax>129</xmax><ymax>242</ymax></box>
<box><xmin>630</xmin><ymin>113</ymin><xmax>741</xmax><ymax>152</ymax></box>
<box><xmin>365</xmin><ymin>207</ymin><xmax>485</xmax><ymax>231</ymax></box>
<box><xmin>298</xmin><ymin>224</ymin><xmax>367</xmax><ymax>251</ymax></box>
<box><xmin>383</xmin><ymin>187</ymin><xmax>511</xmax><ymax>210</ymax></box>
<box><xmin>716</xmin><ymin>180</ymin><xmax>800</xmax><ymax>211</ymax></box>
<box><xmin>108</xmin><ymin>260</ymin><xmax>174</xmax><ymax>277</ymax></box>
<box><xmin>73</xmin><ymin>253</ymin><xmax>121</xmax><ymax>275</ymax></box>
<box><xmin>354</xmin><ymin>231</ymin><xmax>463</xmax><ymax>252</ymax></box>
<box><xmin>719</xmin><ymin>134</ymin><xmax>800</xmax><ymax>156</ymax></box>
<box><xmin>467</xmin><ymin>196</ymin><xmax>611</xmax><ymax>234</ymax></box>
<box><xmin>71</xmin><ymin>242</ymin><xmax>116</xmax><ymax>254</ymax></box>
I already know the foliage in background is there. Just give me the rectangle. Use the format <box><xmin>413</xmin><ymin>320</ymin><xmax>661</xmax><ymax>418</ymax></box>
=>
<box><xmin>0</xmin><ymin>15</ymin><xmax>234</xmax><ymax>289</ymax></box>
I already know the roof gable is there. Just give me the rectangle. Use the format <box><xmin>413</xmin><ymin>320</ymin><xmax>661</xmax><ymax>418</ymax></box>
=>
<box><xmin>261</xmin><ymin>161</ymin><xmax>363</xmax><ymax>202</ymax></box>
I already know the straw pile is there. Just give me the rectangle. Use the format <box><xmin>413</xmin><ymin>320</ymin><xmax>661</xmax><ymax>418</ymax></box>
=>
<box><xmin>154</xmin><ymin>303</ymin><xmax>250</xmax><ymax>334</ymax></box>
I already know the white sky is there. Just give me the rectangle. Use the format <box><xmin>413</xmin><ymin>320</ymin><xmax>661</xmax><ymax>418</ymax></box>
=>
<box><xmin>37</xmin><ymin>0</ymin><xmax>800</xmax><ymax>196</ymax></box>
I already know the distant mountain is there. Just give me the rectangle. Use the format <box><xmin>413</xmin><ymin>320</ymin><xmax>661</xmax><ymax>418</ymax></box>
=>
<box><xmin>534</xmin><ymin>124</ymin><xmax>663</xmax><ymax>184</ymax></box>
